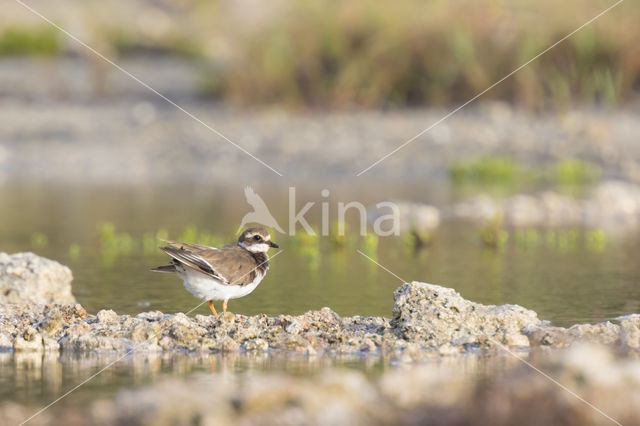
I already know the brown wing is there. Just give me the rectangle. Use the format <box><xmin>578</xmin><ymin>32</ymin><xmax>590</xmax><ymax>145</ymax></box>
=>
<box><xmin>160</xmin><ymin>243</ymin><xmax>259</xmax><ymax>286</ymax></box>
<box><xmin>159</xmin><ymin>245</ymin><xmax>230</xmax><ymax>283</ymax></box>
<box><xmin>199</xmin><ymin>246</ymin><xmax>259</xmax><ymax>286</ymax></box>
<box><xmin>159</xmin><ymin>239</ymin><xmax>216</xmax><ymax>252</ymax></box>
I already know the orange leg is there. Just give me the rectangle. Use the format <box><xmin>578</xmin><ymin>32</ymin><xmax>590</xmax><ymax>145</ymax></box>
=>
<box><xmin>223</xmin><ymin>300</ymin><xmax>228</xmax><ymax>313</ymax></box>
<box><xmin>208</xmin><ymin>300</ymin><xmax>219</xmax><ymax>319</ymax></box>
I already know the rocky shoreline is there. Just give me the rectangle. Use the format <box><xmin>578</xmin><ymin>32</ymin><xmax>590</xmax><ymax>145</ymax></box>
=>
<box><xmin>1</xmin><ymin>253</ymin><xmax>638</xmax><ymax>360</ymax></box>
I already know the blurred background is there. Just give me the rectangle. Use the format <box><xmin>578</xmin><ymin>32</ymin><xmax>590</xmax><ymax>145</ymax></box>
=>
<box><xmin>1</xmin><ymin>0</ymin><xmax>640</xmax><ymax>422</ymax></box>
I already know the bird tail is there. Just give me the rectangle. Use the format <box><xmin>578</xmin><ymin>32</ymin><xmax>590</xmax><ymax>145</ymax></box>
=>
<box><xmin>150</xmin><ymin>265</ymin><xmax>176</xmax><ymax>273</ymax></box>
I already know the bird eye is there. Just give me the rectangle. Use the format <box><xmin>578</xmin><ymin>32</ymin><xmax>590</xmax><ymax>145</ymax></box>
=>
<box><xmin>253</xmin><ymin>235</ymin><xmax>262</xmax><ymax>241</ymax></box>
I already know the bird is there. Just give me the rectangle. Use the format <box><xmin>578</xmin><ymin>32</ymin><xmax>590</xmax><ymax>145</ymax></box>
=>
<box><xmin>237</xmin><ymin>186</ymin><xmax>285</xmax><ymax>234</ymax></box>
<box><xmin>151</xmin><ymin>227</ymin><xmax>278</xmax><ymax>318</ymax></box>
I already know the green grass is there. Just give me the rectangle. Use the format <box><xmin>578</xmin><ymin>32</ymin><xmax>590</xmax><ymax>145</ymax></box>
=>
<box><xmin>553</xmin><ymin>159</ymin><xmax>602</xmax><ymax>186</ymax></box>
<box><xmin>203</xmin><ymin>0</ymin><xmax>637</xmax><ymax>108</ymax></box>
<box><xmin>2</xmin><ymin>0</ymin><xmax>638</xmax><ymax>108</ymax></box>
<box><xmin>449</xmin><ymin>156</ymin><xmax>602</xmax><ymax>191</ymax></box>
<box><xmin>0</xmin><ymin>27</ymin><xmax>60</xmax><ymax>56</ymax></box>
<box><xmin>449</xmin><ymin>157</ymin><xmax>525</xmax><ymax>185</ymax></box>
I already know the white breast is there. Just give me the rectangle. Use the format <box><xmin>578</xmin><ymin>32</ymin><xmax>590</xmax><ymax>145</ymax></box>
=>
<box><xmin>176</xmin><ymin>265</ymin><xmax>264</xmax><ymax>302</ymax></box>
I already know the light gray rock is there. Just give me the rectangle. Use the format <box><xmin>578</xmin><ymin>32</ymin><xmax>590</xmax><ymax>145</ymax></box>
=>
<box><xmin>369</xmin><ymin>202</ymin><xmax>440</xmax><ymax>233</ymax></box>
<box><xmin>0</xmin><ymin>282</ymin><xmax>637</xmax><ymax>358</ymax></box>
<box><xmin>392</xmin><ymin>282</ymin><xmax>540</xmax><ymax>350</ymax></box>
<box><xmin>0</xmin><ymin>252</ymin><xmax>75</xmax><ymax>304</ymax></box>
<box><xmin>617</xmin><ymin>314</ymin><xmax>640</xmax><ymax>350</ymax></box>
<box><xmin>449</xmin><ymin>180</ymin><xmax>640</xmax><ymax>229</ymax></box>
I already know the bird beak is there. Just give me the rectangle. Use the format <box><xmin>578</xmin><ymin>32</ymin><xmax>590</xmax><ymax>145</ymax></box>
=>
<box><xmin>269</xmin><ymin>241</ymin><xmax>279</xmax><ymax>248</ymax></box>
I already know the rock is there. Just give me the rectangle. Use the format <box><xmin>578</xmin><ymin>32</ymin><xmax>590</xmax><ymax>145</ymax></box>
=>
<box><xmin>218</xmin><ymin>311</ymin><xmax>235</xmax><ymax>324</ymax></box>
<box><xmin>524</xmin><ymin>321</ymin><xmax>622</xmax><ymax>348</ymax></box>
<box><xmin>96</xmin><ymin>309</ymin><xmax>118</xmax><ymax>324</ymax></box>
<box><xmin>618</xmin><ymin>314</ymin><xmax>640</xmax><ymax>349</ymax></box>
<box><xmin>14</xmin><ymin>329</ymin><xmax>42</xmax><ymax>351</ymax></box>
<box><xmin>244</xmin><ymin>338</ymin><xmax>269</xmax><ymax>352</ymax></box>
<box><xmin>0</xmin><ymin>252</ymin><xmax>75</xmax><ymax>304</ymax></box>
<box><xmin>392</xmin><ymin>282</ymin><xmax>540</xmax><ymax>350</ymax></box>
<box><xmin>0</xmin><ymin>332</ymin><xmax>12</xmax><ymax>350</ymax></box>
<box><xmin>369</xmin><ymin>202</ymin><xmax>440</xmax><ymax>233</ymax></box>
<box><xmin>450</xmin><ymin>180</ymin><xmax>640</xmax><ymax>229</ymax></box>
<box><xmin>128</xmin><ymin>322</ymin><xmax>161</xmax><ymax>343</ymax></box>
<box><xmin>504</xmin><ymin>194</ymin><xmax>546</xmax><ymax>227</ymax></box>
<box><xmin>450</xmin><ymin>194</ymin><xmax>499</xmax><ymax>223</ymax></box>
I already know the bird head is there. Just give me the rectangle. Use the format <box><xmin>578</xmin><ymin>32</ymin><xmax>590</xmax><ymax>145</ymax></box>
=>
<box><xmin>238</xmin><ymin>228</ymin><xmax>279</xmax><ymax>253</ymax></box>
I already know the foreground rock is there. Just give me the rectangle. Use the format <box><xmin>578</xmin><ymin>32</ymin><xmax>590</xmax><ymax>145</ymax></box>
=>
<box><xmin>0</xmin><ymin>282</ymin><xmax>638</xmax><ymax>359</ymax></box>
<box><xmin>0</xmin><ymin>252</ymin><xmax>75</xmax><ymax>304</ymax></box>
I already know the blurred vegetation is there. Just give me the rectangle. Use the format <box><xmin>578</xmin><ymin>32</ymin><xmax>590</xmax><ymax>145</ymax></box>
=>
<box><xmin>29</xmin><ymin>232</ymin><xmax>49</xmax><ymax>249</ymax></box>
<box><xmin>402</xmin><ymin>229</ymin><xmax>434</xmax><ymax>252</ymax></box>
<box><xmin>449</xmin><ymin>157</ymin><xmax>527</xmax><ymax>185</ymax></box>
<box><xmin>479</xmin><ymin>213</ymin><xmax>509</xmax><ymax>250</ymax></box>
<box><xmin>205</xmin><ymin>0</ymin><xmax>637</xmax><ymax>108</ymax></box>
<box><xmin>0</xmin><ymin>26</ymin><xmax>60</xmax><ymax>56</ymax></box>
<box><xmin>449</xmin><ymin>156</ymin><xmax>602</xmax><ymax>191</ymax></box>
<box><xmin>28</xmin><ymin>219</ymin><xmax>610</xmax><ymax>273</ymax></box>
<box><xmin>2</xmin><ymin>0</ymin><xmax>637</xmax><ymax>108</ymax></box>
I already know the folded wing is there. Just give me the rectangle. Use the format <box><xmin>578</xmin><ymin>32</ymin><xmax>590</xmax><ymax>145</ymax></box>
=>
<box><xmin>159</xmin><ymin>245</ymin><xmax>229</xmax><ymax>283</ymax></box>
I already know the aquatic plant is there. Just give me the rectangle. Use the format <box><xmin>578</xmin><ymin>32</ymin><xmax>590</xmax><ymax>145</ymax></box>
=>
<box><xmin>479</xmin><ymin>212</ymin><xmax>509</xmax><ymax>250</ymax></box>
<box><xmin>290</xmin><ymin>230</ymin><xmax>321</xmax><ymax>270</ymax></box>
<box><xmin>328</xmin><ymin>221</ymin><xmax>354</xmax><ymax>249</ymax></box>
<box><xmin>97</xmin><ymin>223</ymin><xmax>134</xmax><ymax>265</ymax></box>
<box><xmin>402</xmin><ymin>229</ymin><xmax>433</xmax><ymax>252</ymax></box>
<box><xmin>360</xmin><ymin>233</ymin><xmax>379</xmax><ymax>257</ymax></box>
<box><xmin>585</xmin><ymin>229</ymin><xmax>606</xmax><ymax>252</ymax></box>
<box><xmin>196</xmin><ymin>231</ymin><xmax>225</xmax><ymax>248</ymax></box>
<box><xmin>68</xmin><ymin>243</ymin><xmax>81</xmax><ymax>260</ymax></box>
<box><xmin>142</xmin><ymin>232</ymin><xmax>158</xmax><ymax>255</ymax></box>
<box><xmin>557</xmin><ymin>228</ymin><xmax>579</xmax><ymax>252</ymax></box>
<box><xmin>179</xmin><ymin>225</ymin><xmax>198</xmax><ymax>244</ymax></box>
<box><xmin>29</xmin><ymin>232</ymin><xmax>49</xmax><ymax>249</ymax></box>
<box><xmin>514</xmin><ymin>228</ymin><xmax>541</xmax><ymax>249</ymax></box>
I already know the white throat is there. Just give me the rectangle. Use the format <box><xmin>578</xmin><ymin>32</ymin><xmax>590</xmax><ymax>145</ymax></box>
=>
<box><xmin>239</xmin><ymin>242</ymin><xmax>270</xmax><ymax>253</ymax></box>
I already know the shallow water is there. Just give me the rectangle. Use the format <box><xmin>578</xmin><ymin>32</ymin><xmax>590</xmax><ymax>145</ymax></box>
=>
<box><xmin>1</xmin><ymin>180</ymin><xmax>638</xmax><ymax>327</ymax></box>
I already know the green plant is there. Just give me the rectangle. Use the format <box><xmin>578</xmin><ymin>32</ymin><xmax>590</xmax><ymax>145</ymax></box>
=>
<box><xmin>0</xmin><ymin>26</ymin><xmax>60</xmax><ymax>56</ymax></box>
<box><xmin>553</xmin><ymin>159</ymin><xmax>602</xmax><ymax>186</ymax></box>
<box><xmin>449</xmin><ymin>157</ymin><xmax>524</xmax><ymax>185</ymax></box>
<box><xmin>585</xmin><ymin>229</ymin><xmax>606</xmax><ymax>252</ymax></box>
<box><xmin>402</xmin><ymin>229</ymin><xmax>433</xmax><ymax>251</ymax></box>
<box><xmin>360</xmin><ymin>233</ymin><xmax>379</xmax><ymax>257</ymax></box>
<box><xmin>479</xmin><ymin>212</ymin><xmax>509</xmax><ymax>250</ymax></box>
<box><xmin>30</xmin><ymin>232</ymin><xmax>49</xmax><ymax>249</ymax></box>
<box><xmin>68</xmin><ymin>244</ymin><xmax>81</xmax><ymax>260</ymax></box>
